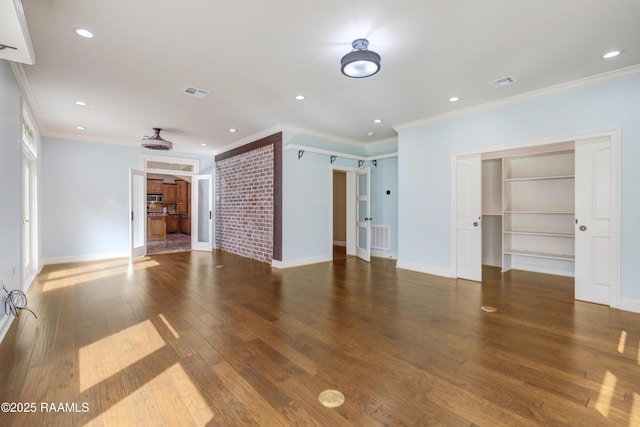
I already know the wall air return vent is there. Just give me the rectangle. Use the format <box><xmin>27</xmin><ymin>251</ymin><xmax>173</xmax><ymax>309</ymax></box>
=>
<box><xmin>183</xmin><ymin>86</ymin><xmax>209</xmax><ymax>98</ymax></box>
<box><xmin>489</xmin><ymin>75</ymin><xmax>516</xmax><ymax>88</ymax></box>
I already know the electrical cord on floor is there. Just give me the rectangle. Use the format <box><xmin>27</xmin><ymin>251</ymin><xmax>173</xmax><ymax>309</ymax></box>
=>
<box><xmin>2</xmin><ymin>285</ymin><xmax>37</xmax><ymax>319</ymax></box>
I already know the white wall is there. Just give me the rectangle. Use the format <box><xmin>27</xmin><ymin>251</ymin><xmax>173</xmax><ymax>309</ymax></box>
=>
<box><xmin>41</xmin><ymin>137</ymin><xmax>215</xmax><ymax>263</ymax></box>
<box><xmin>397</xmin><ymin>74</ymin><xmax>640</xmax><ymax>302</ymax></box>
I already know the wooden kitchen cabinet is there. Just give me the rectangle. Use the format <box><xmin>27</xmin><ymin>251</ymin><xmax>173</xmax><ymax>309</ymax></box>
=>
<box><xmin>176</xmin><ymin>180</ymin><xmax>190</xmax><ymax>213</ymax></box>
<box><xmin>180</xmin><ymin>214</ymin><xmax>191</xmax><ymax>235</ymax></box>
<box><xmin>147</xmin><ymin>216</ymin><xmax>166</xmax><ymax>241</ymax></box>
<box><xmin>166</xmin><ymin>214</ymin><xmax>179</xmax><ymax>234</ymax></box>
<box><xmin>147</xmin><ymin>179</ymin><xmax>164</xmax><ymax>194</ymax></box>
<box><xmin>163</xmin><ymin>183</ymin><xmax>177</xmax><ymax>203</ymax></box>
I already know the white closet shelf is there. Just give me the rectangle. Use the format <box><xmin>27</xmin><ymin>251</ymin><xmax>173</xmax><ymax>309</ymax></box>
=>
<box><xmin>501</xmin><ymin>150</ymin><xmax>576</xmax><ymax>275</ymax></box>
<box><xmin>504</xmin><ymin>175</ymin><xmax>575</xmax><ymax>182</ymax></box>
<box><xmin>504</xmin><ymin>230</ymin><xmax>574</xmax><ymax>237</ymax></box>
<box><xmin>504</xmin><ymin>249</ymin><xmax>575</xmax><ymax>260</ymax></box>
<box><xmin>504</xmin><ymin>211</ymin><xmax>575</xmax><ymax>215</ymax></box>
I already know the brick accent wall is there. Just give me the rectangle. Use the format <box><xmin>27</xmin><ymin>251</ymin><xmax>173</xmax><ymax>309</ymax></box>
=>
<box><xmin>215</xmin><ymin>144</ymin><xmax>274</xmax><ymax>263</ymax></box>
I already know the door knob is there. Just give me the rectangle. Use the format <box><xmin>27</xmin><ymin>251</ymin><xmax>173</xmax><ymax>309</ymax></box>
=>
<box><xmin>579</xmin><ymin>225</ymin><xmax>587</xmax><ymax>231</ymax></box>
<box><xmin>473</xmin><ymin>222</ymin><xmax>479</xmax><ymax>227</ymax></box>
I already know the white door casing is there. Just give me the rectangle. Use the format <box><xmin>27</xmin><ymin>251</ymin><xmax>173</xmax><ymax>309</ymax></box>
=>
<box><xmin>192</xmin><ymin>174</ymin><xmax>213</xmax><ymax>251</ymax></box>
<box><xmin>22</xmin><ymin>151</ymin><xmax>37</xmax><ymax>286</ymax></box>
<box><xmin>356</xmin><ymin>167</ymin><xmax>371</xmax><ymax>262</ymax></box>
<box><xmin>129</xmin><ymin>169</ymin><xmax>146</xmax><ymax>258</ymax></box>
<box><xmin>456</xmin><ymin>154</ymin><xmax>482</xmax><ymax>281</ymax></box>
<box><xmin>575</xmin><ymin>137</ymin><xmax>614</xmax><ymax>305</ymax></box>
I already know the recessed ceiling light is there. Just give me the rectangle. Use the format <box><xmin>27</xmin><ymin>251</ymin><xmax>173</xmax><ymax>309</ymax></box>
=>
<box><xmin>75</xmin><ymin>126</ymin><xmax>86</xmax><ymax>130</ymax></box>
<box><xmin>73</xmin><ymin>28</ymin><xmax>94</xmax><ymax>39</ymax></box>
<box><xmin>74</xmin><ymin>101</ymin><xmax>88</xmax><ymax>106</ymax></box>
<box><xmin>228</xmin><ymin>128</ymin><xmax>238</xmax><ymax>133</ymax></box>
<box><xmin>295</xmin><ymin>95</ymin><xmax>305</xmax><ymax>100</ymax></box>
<box><xmin>367</xmin><ymin>131</ymin><xmax>375</xmax><ymax>137</ymax></box>
<box><xmin>200</xmin><ymin>143</ymin><xmax>207</xmax><ymax>146</ymax></box>
<box><xmin>602</xmin><ymin>50</ymin><xmax>623</xmax><ymax>59</ymax></box>
<box><xmin>449</xmin><ymin>97</ymin><xmax>459</xmax><ymax>102</ymax></box>
<box><xmin>372</xmin><ymin>119</ymin><xmax>382</xmax><ymax>124</ymax></box>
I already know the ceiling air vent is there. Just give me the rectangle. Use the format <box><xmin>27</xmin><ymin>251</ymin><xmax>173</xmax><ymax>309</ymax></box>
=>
<box><xmin>489</xmin><ymin>75</ymin><xmax>516</xmax><ymax>88</ymax></box>
<box><xmin>183</xmin><ymin>86</ymin><xmax>209</xmax><ymax>98</ymax></box>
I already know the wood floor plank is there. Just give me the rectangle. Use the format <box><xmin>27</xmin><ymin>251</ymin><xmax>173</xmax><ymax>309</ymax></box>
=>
<box><xmin>1</xmin><ymin>252</ymin><xmax>639</xmax><ymax>426</ymax></box>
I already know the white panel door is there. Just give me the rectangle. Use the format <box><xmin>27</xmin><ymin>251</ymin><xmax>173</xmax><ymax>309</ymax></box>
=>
<box><xmin>192</xmin><ymin>174</ymin><xmax>213</xmax><ymax>251</ymax></box>
<box><xmin>129</xmin><ymin>169</ymin><xmax>146</xmax><ymax>258</ymax></box>
<box><xmin>575</xmin><ymin>137</ymin><xmax>612</xmax><ymax>304</ymax></box>
<box><xmin>456</xmin><ymin>154</ymin><xmax>482</xmax><ymax>281</ymax></box>
<box><xmin>356</xmin><ymin>168</ymin><xmax>371</xmax><ymax>262</ymax></box>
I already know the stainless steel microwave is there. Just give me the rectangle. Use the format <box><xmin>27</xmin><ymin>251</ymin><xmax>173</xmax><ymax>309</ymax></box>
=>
<box><xmin>147</xmin><ymin>194</ymin><xmax>163</xmax><ymax>203</ymax></box>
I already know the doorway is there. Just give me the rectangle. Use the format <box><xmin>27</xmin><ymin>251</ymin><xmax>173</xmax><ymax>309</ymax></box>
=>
<box><xmin>331</xmin><ymin>166</ymin><xmax>357</xmax><ymax>260</ymax></box>
<box><xmin>129</xmin><ymin>155</ymin><xmax>213</xmax><ymax>258</ymax></box>
<box><xmin>452</xmin><ymin>130</ymin><xmax>620</xmax><ymax>308</ymax></box>
<box><xmin>146</xmin><ymin>173</ymin><xmax>192</xmax><ymax>255</ymax></box>
<box><xmin>332</xmin><ymin>170</ymin><xmax>347</xmax><ymax>260</ymax></box>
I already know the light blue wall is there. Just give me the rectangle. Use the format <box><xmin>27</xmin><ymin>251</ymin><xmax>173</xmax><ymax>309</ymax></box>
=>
<box><xmin>41</xmin><ymin>138</ymin><xmax>139</xmax><ymax>260</ymax></box>
<box><xmin>281</xmin><ymin>130</ymin><xmax>399</xmax><ymax>263</ymax></box>
<box><xmin>0</xmin><ymin>61</ymin><xmax>23</xmax><ymax>327</ymax></box>
<box><xmin>370</xmin><ymin>156</ymin><xmax>398</xmax><ymax>257</ymax></box>
<box><xmin>282</xmin><ymin>149</ymin><xmax>340</xmax><ymax>260</ymax></box>
<box><xmin>41</xmin><ymin>137</ymin><xmax>215</xmax><ymax>261</ymax></box>
<box><xmin>397</xmin><ymin>75</ymin><xmax>640</xmax><ymax>300</ymax></box>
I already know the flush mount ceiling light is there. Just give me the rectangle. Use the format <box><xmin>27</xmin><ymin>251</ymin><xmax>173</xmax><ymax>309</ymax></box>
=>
<box><xmin>341</xmin><ymin>38</ymin><xmax>381</xmax><ymax>78</ymax></box>
<box><xmin>141</xmin><ymin>128</ymin><xmax>173</xmax><ymax>150</ymax></box>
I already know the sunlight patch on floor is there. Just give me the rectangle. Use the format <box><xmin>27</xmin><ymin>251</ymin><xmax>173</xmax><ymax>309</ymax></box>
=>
<box><xmin>617</xmin><ymin>330</ymin><xmax>627</xmax><ymax>354</ymax></box>
<box><xmin>79</xmin><ymin>320</ymin><xmax>165</xmax><ymax>392</ymax></box>
<box><xmin>630</xmin><ymin>393</ymin><xmax>640</xmax><ymax>427</ymax></box>
<box><xmin>595</xmin><ymin>370</ymin><xmax>617</xmax><ymax>418</ymax></box>
<box><xmin>47</xmin><ymin>258</ymin><xmax>130</xmax><ymax>279</ymax></box>
<box><xmin>159</xmin><ymin>314</ymin><xmax>180</xmax><ymax>339</ymax></box>
<box><xmin>87</xmin><ymin>363</ymin><xmax>214</xmax><ymax>426</ymax></box>
<box><xmin>43</xmin><ymin>259</ymin><xmax>159</xmax><ymax>291</ymax></box>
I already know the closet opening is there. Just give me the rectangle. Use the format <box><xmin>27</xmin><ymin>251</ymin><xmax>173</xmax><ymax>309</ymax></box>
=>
<box><xmin>453</xmin><ymin>130</ymin><xmax>619</xmax><ymax>307</ymax></box>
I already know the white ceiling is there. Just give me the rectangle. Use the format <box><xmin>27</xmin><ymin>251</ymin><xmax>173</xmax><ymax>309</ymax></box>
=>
<box><xmin>9</xmin><ymin>0</ymin><xmax>640</xmax><ymax>153</ymax></box>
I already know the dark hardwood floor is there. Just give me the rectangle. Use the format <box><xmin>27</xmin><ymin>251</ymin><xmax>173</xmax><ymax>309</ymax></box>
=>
<box><xmin>1</xmin><ymin>251</ymin><xmax>639</xmax><ymax>426</ymax></box>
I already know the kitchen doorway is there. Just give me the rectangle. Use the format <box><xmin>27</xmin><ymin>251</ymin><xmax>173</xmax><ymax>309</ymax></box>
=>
<box><xmin>146</xmin><ymin>173</ymin><xmax>192</xmax><ymax>255</ymax></box>
<box><xmin>129</xmin><ymin>155</ymin><xmax>205</xmax><ymax>257</ymax></box>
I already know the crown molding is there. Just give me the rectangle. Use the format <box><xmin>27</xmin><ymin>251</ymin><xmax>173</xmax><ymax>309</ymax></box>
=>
<box><xmin>215</xmin><ymin>124</ymin><xmax>398</xmax><ymax>157</ymax></box>
<box><xmin>10</xmin><ymin>62</ymin><xmax>45</xmax><ymax>132</ymax></box>
<box><xmin>212</xmin><ymin>124</ymin><xmax>283</xmax><ymax>156</ymax></box>
<box><xmin>394</xmin><ymin>64</ymin><xmax>640</xmax><ymax>132</ymax></box>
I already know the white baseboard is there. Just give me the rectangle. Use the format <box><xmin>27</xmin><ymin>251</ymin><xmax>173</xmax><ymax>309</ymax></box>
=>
<box><xmin>395</xmin><ymin>261</ymin><xmax>454</xmax><ymax>278</ymax></box>
<box><xmin>272</xmin><ymin>254</ymin><xmax>333</xmax><ymax>269</ymax></box>
<box><xmin>620</xmin><ymin>298</ymin><xmax>640</xmax><ymax>314</ymax></box>
<box><xmin>372</xmin><ymin>250</ymin><xmax>398</xmax><ymax>260</ymax></box>
<box><xmin>42</xmin><ymin>251</ymin><xmax>129</xmax><ymax>265</ymax></box>
<box><xmin>332</xmin><ymin>240</ymin><xmax>346</xmax><ymax>247</ymax></box>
